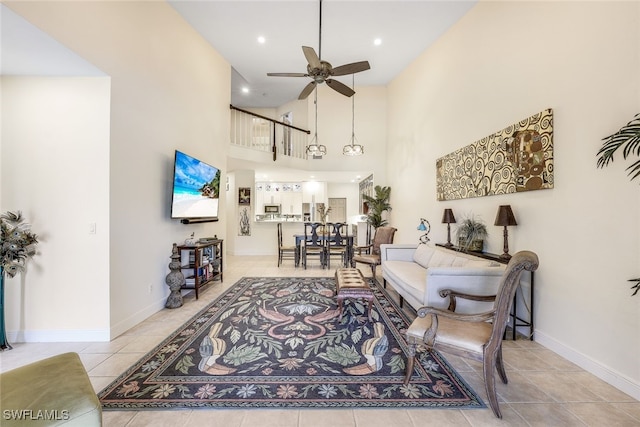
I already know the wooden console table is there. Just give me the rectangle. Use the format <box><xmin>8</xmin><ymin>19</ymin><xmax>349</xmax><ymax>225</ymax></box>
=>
<box><xmin>436</xmin><ymin>243</ymin><xmax>534</xmax><ymax>340</ymax></box>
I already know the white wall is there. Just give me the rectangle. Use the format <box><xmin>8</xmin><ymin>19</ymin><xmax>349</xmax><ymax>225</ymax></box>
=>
<box><xmin>387</xmin><ymin>0</ymin><xmax>640</xmax><ymax>398</ymax></box>
<box><xmin>1</xmin><ymin>77</ymin><xmax>111</xmax><ymax>341</ymax></box>
<box><xmin>5</xmin><ymin>1</ymin><xmax>231</xmax><ymax>339</ymax></box>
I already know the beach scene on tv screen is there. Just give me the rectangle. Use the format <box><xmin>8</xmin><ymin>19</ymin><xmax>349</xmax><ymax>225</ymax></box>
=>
<box><xmin>172</xmin><ymin>152</ymin><xmax>220</xmax><ymax>218</ymax></box>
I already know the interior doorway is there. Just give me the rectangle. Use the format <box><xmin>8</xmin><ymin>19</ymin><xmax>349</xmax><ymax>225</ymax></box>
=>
<box><xmin>328</xmin><ymin>198</ymin><xmax>346</xmax><ymax>223</ymax></box>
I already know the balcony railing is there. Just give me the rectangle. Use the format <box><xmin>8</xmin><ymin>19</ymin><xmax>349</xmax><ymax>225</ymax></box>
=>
<box><xmin>230</xmin><ymin>105</ymin><xmax>310</xmax><ymax>160</ymax></box>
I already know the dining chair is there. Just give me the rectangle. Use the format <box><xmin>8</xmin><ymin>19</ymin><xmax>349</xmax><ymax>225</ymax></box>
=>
<box><xmin>325</xmin><ymin>222</ymin><xmax>349</xmax><ymax>269</ymax></box>
<box><xmin>403</xmin><ymin>250</ymin><xmax>539</xmax><ymax>419</ymax></box>
<box><xmin>351</xmin><ymin>226</ymin><xmax>397</xmax><ymax>277</ymax></box>
<box><xmin>302</xmin><ymin>222</ymin><xmax>325</xmax><ymax>269</ymax></box>
<box><xmin>277</xmin><ymin>222</ymin><xmax>297</xmax><ymax>267</ymax></box>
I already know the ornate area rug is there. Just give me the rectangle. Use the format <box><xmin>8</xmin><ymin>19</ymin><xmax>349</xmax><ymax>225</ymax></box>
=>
<box><xmin>99</xmin><ymin>277</ymin><xmax>484</xmax><ymax>410</ymax></box>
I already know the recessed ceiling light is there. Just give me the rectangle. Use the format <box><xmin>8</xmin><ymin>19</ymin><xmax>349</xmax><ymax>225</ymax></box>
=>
<box><xmin>241</xmin><ymin>87</ymin><xmax>249</xmax><ymax>94</ymax></box>
<box><xmin>257</xmin><ymin>36</ymin><xmax>266</xmax><ymax>44</ymax></box>
<box><xmin>373</xmin><ymin>38</ymin><xmax>382</xmax><ymax>46</ymax></box>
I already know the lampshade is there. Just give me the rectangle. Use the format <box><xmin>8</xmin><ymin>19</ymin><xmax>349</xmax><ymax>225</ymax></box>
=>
<box><xmin>307</xmin><ymin>88</ymin><xmax>326</xmax><ymax>157</ymax></box>
<box><xmin>343</xmin><ymin>143</ymin><xmax>364</xmax><ymax>156</ymax></box>
<box><xmin>442</xmin><ymin>209</ymin><xmax>456</xmax><ymax>224</ymax></box>
<box><xmin>343</xmin><ymin>75</ymin><xmax>364</xmax><ymax>156</ymax></box>
<box><xmin>494</xmin><ymin>205</ymin><xmax>517</xmax><ymax>226</ymax></box>
<box><xmin>307</xmin><ymin>143</ymin><xmax>327</xmax><ymax>156</ymax></box>
<box><xmin>417</xmin><ymin>221</ymin><xmax>427</xmax><ymax>231</ymax></box>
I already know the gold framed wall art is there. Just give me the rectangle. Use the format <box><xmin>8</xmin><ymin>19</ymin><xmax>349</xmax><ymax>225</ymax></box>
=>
<box><xmin>436</xmin><ymin>109</ymin><xmax>553</xmax><ymax>201</ymax></box>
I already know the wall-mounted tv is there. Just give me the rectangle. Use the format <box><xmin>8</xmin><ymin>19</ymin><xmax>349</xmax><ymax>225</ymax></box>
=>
<box><xmin>171</xmin><ymin>150</ymin><xmax>221</xmax><ymax>222</ymax></box>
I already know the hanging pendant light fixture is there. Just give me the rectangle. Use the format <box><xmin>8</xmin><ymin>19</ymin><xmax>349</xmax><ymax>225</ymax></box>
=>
<box><xmin>306</xmin><ymin>88</ymin><xmax>327</xmax><ymax>157</ymax></box>
<box><xmin>343</xmin><ymin>74</ymin><xmax>364</xmax><ymax>156</ymax></box>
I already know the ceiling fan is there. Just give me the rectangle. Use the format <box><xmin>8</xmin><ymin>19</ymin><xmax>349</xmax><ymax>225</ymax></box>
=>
<box><xmin>267</xmin><ymin>0</ymin><xmax>371</xmax><ymax>100</ymax></box>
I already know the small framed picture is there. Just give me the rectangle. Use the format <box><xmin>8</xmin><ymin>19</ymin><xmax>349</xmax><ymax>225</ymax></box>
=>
<box><xmin>238</xmin><ymin>187</ymin><xmax>251</xmax><ymax>205</ymax></box>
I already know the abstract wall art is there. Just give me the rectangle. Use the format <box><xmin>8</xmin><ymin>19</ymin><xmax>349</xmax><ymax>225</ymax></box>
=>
<box><xmin>436</xmin><ymin>109</ymin><xmax>553</xmax><ymax>201</ymax></box>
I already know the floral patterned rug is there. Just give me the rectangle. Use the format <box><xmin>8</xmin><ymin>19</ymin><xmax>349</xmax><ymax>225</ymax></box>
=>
<box><xmin>99</xmin><ymin>277</ymin><xmax>484</xmax><ymax>409</ymax></box>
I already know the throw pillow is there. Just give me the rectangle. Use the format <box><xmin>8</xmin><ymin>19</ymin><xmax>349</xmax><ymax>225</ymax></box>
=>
<box><xmin>413</xmin><ymin>244</ymin><xmax>435</xmax><ymax>268</ymax></box>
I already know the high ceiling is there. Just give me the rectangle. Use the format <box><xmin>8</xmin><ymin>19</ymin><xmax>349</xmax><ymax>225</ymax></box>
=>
<box><xmin>168</xmin><ymin>0</ymin><xmax>477</xmax><ymax>108</ymax></box>
<box><xmin>1</xmin><ymin>1</ymin><xmax>477</xmax><ymax>108</ymax></box>
<box><xmin>1</xmin><ymin>1</ymin><xmax>477</xmax><ymax>183</ymax></box>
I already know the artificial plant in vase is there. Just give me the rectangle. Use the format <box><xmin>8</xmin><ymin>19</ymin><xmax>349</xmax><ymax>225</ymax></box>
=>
<box><xmin>1</xmin><ymin>211</ymin><xmax>39</xmax><ymax>350</ymax></box>
<box><xmin>455</xmin><ymin>215</ymin><xmax>488</xmax><ymax>252</ymax></box>
<box><xmin>362</xmin><ymin>185</ymin><xmax>392</xmax><ymax>229</ymax></box>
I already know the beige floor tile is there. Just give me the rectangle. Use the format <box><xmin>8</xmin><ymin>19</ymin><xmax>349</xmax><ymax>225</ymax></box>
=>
<box><xmin>611</xmin><ymin>402</ymin><xmax>640</xmax><ymax>422</ymax></box>
<box><xmin>353</xmin><ymin>408</ymin><xmax>413</xmax><ymax>427</ymax></box>
<box><xmin>240</xmin><ymin>409</ymin><xmax>300</xmax><ymax>427</ymax></box>
<box><xmin>126</xmin><ymin>409</ymin><xmax>192</xmax><ymax>427</ymax></box>
<box><xmin>509</xmin><ymin>403</ymin><xmax>587</xmax><ymax>426</ymax></box>
<box><xmin>185</xmin><ymin>408</ymin><xmax>247</xmax><ymax>427</ymax></box>
<box><xmin>102</xmin><ymin>410</ymin><xmax>137</xmax><ymax>427</ymax></box>
<box><xmin>81</xmin><ymin>335</ymin><xmax>138</xmax><ymax>354</ymax></box>
<box><xmin>78</xmin><ymin>352</ymin><xmax>112</xmax><ymax>371</ymax></box>
<box><xmin>494</xmin><ymin>371</ymin><xmax>555</xmax><ymax>404</ymax></box>
<box><xmin>462</xmin><ymin>404</ymin><xmax>527</xmax><ymax>426</ymax></box>
<box><xmin>299</xmin><ymin>409</ymin><xmax>355</xmax><ymax>426</ymax></box>
<box><xmin>522</xmin><ymin>372</ymin><xmax>604</xmax><ymax>403</ymax></box>
<box><xmin>501</xmin><ymin>348</ymin><xmax>550</xmax><ymax>372</ymax></box>
<box><xmin>570</xmin><ymin>371</ymin><xmax>638</xmax><ymax>402</ymax></box>
<box><xmin>565</xmin><ymin>402</ymin><xmax>640</xmax><ymax>426</ymax></box>
<box><xmin>406</xmin><ymin>408</ymin><xmax>472</xmax><ymax>426</ymax></box>
<box><xmin>117</xmin><ymin>334</ymin><xmax>167</xmax><ymax>353</ymax></box>
<box><xmin>88</xmin><ymin>352</ymin><xmax>146</xmax><ymax>377</ymax></box>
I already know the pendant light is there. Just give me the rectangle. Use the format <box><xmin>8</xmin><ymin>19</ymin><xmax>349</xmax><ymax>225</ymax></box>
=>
<box><xmin>343</xmin><ymin>74</ymin><xmax>364</xmax><ymax>156</ymax></box>
<box><xmin>306</xmin><ymin>88</ymin><xmax>326</xmax><ymax>157</ymax></box>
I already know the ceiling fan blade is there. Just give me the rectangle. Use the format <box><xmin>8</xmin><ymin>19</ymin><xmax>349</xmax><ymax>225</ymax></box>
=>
<box><xmin>302</xmin><ymin>46</ymin><xmax>321</xmax><ymax>69</ymax></box>
<box><xmin>331</xmin><ymin>61</ymin><xmax>371</xmax><ymax>76</ymax></box>
<box><xmin>326</xmin><ymin>79</ymin><xmax>355</xmax><ymax>97</ymax></box>
<box><xmin>298</xmin><ymin>81</ymin><xmax>317</xmax><ymax>100</ymax></box>
<box><xmin>267</xmin><ymin>72</ymin><xmax>308</xmax><ymax>77</ymax></box>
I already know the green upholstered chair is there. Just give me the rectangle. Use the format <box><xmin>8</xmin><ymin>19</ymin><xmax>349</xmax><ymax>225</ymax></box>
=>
<box><xmin>0</xmin><ymin>352</ymin><xmax>102</xmax><ymax>426</ymax></box>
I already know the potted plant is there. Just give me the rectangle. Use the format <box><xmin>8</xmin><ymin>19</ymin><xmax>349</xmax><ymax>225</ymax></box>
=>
<box><xmin>1</xmin><ymin>211</ymin><xmax>39</xmax><ymax>350</ymax></box>
<box><xmin>455</xmin><ymin>215</ymin><xmax>488</xmax><ymax>252</ymax></box>
<box><xmin>362</xmin><ymin>185</ymin><xmax>392</xmax><ymax>229</ymax></box>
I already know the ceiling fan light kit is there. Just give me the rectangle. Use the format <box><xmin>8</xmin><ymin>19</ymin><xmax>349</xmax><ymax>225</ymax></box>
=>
<box><xmin>343</xmin><ymin>75</ymin><xmax>364</xmax><ymax>156</ymax></box>
<box><xmin>343</xmin><ymin>143</ymin><xmax>364</xmax><ymax>156</ymax></box>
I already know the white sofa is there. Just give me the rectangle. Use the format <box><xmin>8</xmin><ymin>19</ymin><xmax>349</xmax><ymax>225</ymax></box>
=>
<box><xmin>380</xmin><ymin>244</ymin><xmax>505</xmax><ymax>313</ymax></box>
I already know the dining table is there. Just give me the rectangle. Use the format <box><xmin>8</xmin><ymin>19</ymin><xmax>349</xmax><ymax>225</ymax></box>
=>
<box><xmin>293</xmin><ymin>234</ymin><xmax>354</xmax><ymax>268</ymax></box>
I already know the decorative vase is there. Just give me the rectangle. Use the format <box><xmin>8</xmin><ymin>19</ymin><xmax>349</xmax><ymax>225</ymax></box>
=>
<box><xmin>165</xmin><ymin>243</ymin><xmax>185</xmax><ymax>309</ymax></box>
<box><xmin>0</xmin><ymin>267</ymin><xmax>11</xmax><ymax>351</ymax></box>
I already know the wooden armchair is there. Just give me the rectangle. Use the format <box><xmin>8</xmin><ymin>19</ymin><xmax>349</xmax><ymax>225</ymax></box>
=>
<box><xmin>403</xmin><ymin>250</ymin><xmax>539</xmax><ymax>419</ymax></box>
<box><xmin>351</xmin><ymin>226</ymin><xmax>397</xmax><ymax>277</ymax></box>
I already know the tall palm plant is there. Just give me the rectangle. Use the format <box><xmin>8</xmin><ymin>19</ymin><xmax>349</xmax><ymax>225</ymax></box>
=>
<box><xmin>362</xmin><ymin>185</ymin><xmax>391</xmax><ymax>229</ymax></box>
<box><xmin>597</xmin><ymin>113</ymin><xmax>640</xmax><ymax>182</ymax></box>
<box><xmin>597</xmin><ymin>114</ymin><xmax>640</xmax><ymax>296</ymax></box>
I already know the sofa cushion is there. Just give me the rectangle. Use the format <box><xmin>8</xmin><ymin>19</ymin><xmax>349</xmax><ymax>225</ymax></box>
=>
<box><xmin>427</xmin><ymin>250</ymin><xmax>458</xmax><ymax>267</ymax></box>
<box><xmin>382</xmin><ymin>260</ymin><xmax>427</xmax><ymax>303</ymax></box>
<box><xmin>412</xmin><ymin>244</ymin><xmax>436</xmax><ymax>269</ymax></box>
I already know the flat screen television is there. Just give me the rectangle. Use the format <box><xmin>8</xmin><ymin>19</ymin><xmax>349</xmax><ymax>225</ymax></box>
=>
<box><xmin>171</xmin><ymin>150</ymin><xmax>221</xmax><ymax>222</ymax></box>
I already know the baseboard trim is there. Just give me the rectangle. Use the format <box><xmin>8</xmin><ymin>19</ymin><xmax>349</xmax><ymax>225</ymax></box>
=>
<box><xmin>535</xmin><ymin>329</ymin><xmax>640</xmax><ymax>400</ymax></box>
<box><xmin>7</xmin><ymin>328</ymin><xmax>110</xmax><ymax>343</ymax></box>
<box><xmin>109</xmin><ymin>297</ymin><xmax>167</xmax><ymax>339</ymax></box>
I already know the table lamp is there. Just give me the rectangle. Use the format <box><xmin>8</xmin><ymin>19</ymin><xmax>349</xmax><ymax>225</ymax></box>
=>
<box><xmin>441</xmin><ymin>209</ymin><xmax>456</xmax><ymax>248</ymax></box>
<box><xmin>494</xmin><ymin>205</ymin><xmax>517</xmax><ymax>260</ymax></box>
<box><xmin>417</xmin><ymin>218</ymin><xmax>431</xmax><ymax>244</ymax></box>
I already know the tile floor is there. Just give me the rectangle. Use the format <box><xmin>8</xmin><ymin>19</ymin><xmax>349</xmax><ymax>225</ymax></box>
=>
<box><xmin>1</xmin><ymin>255</ymin><xmax>639</xmax><ymax>426</ymax></box>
